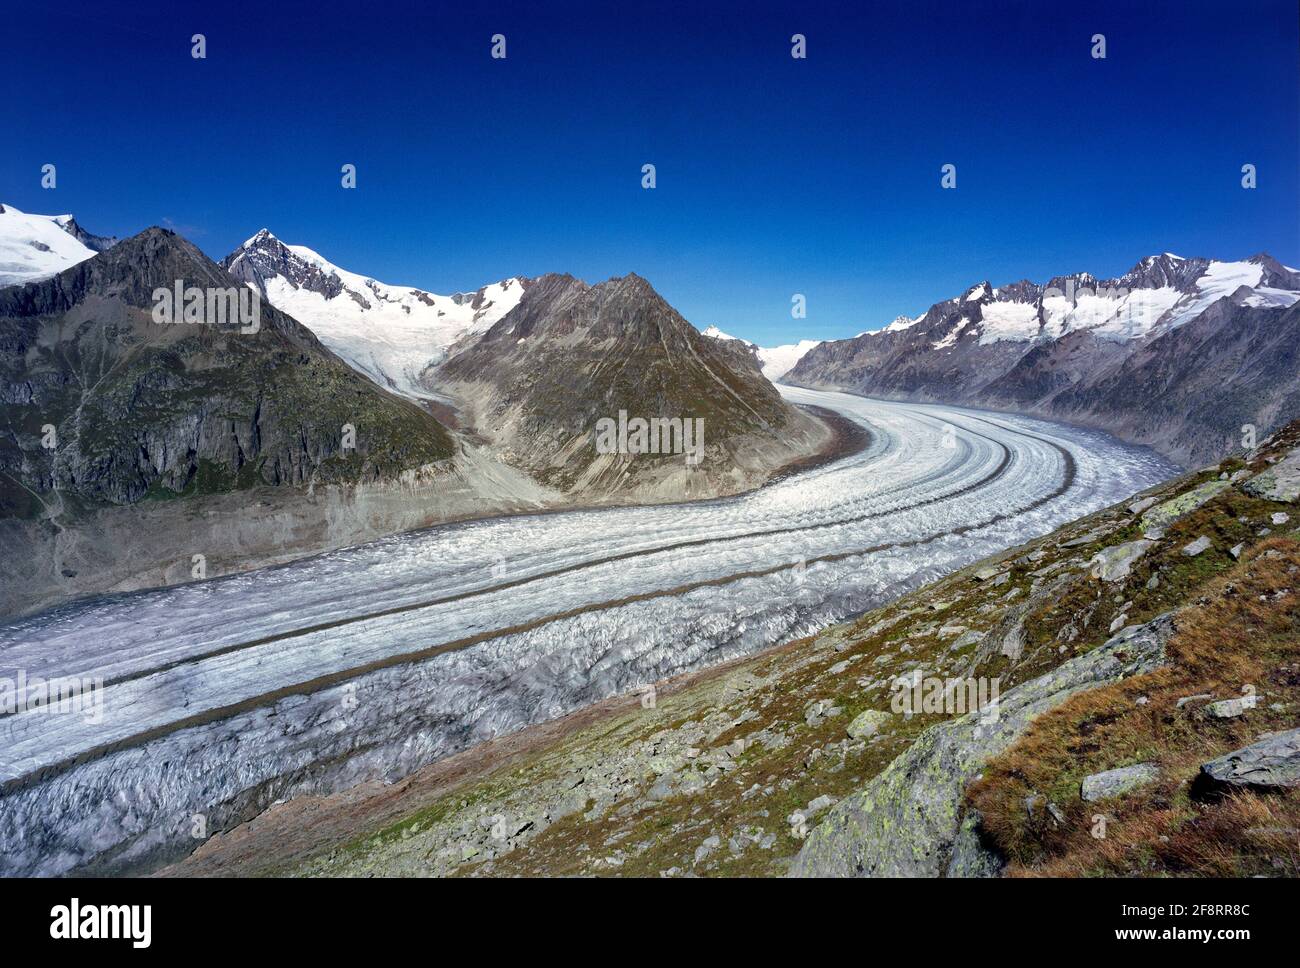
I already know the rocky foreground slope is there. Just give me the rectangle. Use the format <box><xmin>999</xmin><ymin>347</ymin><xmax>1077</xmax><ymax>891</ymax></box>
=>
<box><xmin>166</xmin><ymin>424</ymin><xmax>1300</xmax><ymax>878</ymax></box>
<box><xmin>787</xmin><ymin>253</ymin><xmax>1300</xmax><ymax>468</ymax></box>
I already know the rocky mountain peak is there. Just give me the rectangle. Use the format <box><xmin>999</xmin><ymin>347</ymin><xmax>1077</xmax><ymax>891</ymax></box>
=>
<box><xmin>1115</xmin><ymin>253</ymin><xmax>1208</xmax><ymax>292</ymax></box>
<box><xmin>1247</xmin><ymin>252</ymin><xmax>1300</xmax><ymax>289</ymax></box>
<box><xmin>222</xmin><ymin>230</ymin><xmax>347</xmax><ymax>301</ymax></box>
<box><xmin>52</xmin><ymin>215</ymin><xmax>118</xmax><ymax>253</ymax></box>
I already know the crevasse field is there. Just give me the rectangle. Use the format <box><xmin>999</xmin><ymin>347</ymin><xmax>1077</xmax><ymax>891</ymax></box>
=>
<box><xmin>0</xmin><ymin>387</ymin><xmax>1177</xmax><ymax>875</ymax></box>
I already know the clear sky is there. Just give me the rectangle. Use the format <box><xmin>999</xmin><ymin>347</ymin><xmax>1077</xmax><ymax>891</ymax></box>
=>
<box><xmin>4</xmin><ymin>0</ymin><xmax>1297</xmax><ymax>345</ymax></box>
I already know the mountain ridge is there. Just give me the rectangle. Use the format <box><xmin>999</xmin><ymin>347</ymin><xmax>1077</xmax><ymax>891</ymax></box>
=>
<box><xmin>221</xmin><ymin>230</ymin><xmax>529</xmax><ymax>400</ymax></box>
<box><xmin>788</xmin><ymin>251</ymin><xmax>1300</xmax><ymax>466</ymax></box>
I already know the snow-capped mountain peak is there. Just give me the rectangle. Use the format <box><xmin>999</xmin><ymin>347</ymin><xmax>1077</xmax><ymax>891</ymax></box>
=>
<box><xmin>0</xmin><ymin>203</ymin><xmax>114</xmax><ymax>286</ymax></box>
<box><xmin>861</xmin><ymin>252</ymin><xmax>1300</xmax><ymax>351</ymax></box>
<box><xmin>221</xmin><ymin>232</ymin><xmax>530</xmax><ymax>400</ymax></box>
<box><xmin>881</xmin><ymin>314</ymin><xmax>922</xmax><ymax>334</ymax></box>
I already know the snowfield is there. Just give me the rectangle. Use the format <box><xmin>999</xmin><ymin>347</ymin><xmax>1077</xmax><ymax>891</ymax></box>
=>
<box><xmin>0</xmin><ymin>388</ymin><xmax>1176</xmax><ymax>875</ymax></box>
<box><xmin>227</xmin><ymin>231</ymin><xmax>527</xmax><ymax>400</ymax></box>
<box><xmin>701</xmin><ymin>326</ymin><xmax>822</xmax><ymax>381</ymax></box>
<box><xmin>0</xmin><ymin>205</ymin><xmax>97</xmax><ymax>286</ymax></box>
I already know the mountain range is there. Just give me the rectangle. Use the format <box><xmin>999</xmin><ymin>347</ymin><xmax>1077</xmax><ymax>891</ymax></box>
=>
<box><xmin>5</xmin><ymin>204</ymin><xmax>1300</xmax><ymax>609</ymax></box>
<box><xmin>0</xmin><ymin>209</ymin><xmax>833</xmax><ymax>613</ymax></box>
<box><xmin>787</xmin><ymin>253</ymin><xmax>1300</xmax><ymax>466</ymax></box>
<box><xmin>701</xmin><ymin>326</ymin><xmax>822</xmax><ymax>381</ymax></box>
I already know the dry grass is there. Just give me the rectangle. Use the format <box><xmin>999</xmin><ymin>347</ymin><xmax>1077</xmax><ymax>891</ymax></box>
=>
<box><xmin>968</xmin><ymin>537</ymin><xmax>1300</xmax><ymax>877</ymax></box>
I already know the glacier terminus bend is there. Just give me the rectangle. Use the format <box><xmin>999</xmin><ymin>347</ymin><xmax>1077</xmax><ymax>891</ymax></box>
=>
<box><xmin>0</xmin><ymin>387</ymin><xmax>1176</xmax><ymax>876</ymax></box>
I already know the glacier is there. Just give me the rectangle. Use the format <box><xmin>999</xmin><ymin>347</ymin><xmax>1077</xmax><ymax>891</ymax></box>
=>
<box><xmin>0</xmin><ymin>388</ymin><xmax>1177</xmax><ymax>875</ymax></box>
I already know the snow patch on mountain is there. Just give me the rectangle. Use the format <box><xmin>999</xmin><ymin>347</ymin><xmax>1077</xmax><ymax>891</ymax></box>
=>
<box><xmin>701</xmin><ymin>326</ymin><xmax>822</xmax><ymax>381</ymax></box>
<box><xmin>0</xmin><ymin>204</ymin><xmax>99</xmax><ymax>286</ymax></box>
<box><xmin>879</xmin><ymin>314</ymin><xmax>923</xmax><ymax>335</ymax></box>
<box><xmin>1158</xmin><ymin>259</ymin><xmax>1291</xmax><ymax>331</ymax></box>
<box><xmin>224</xmin><ymin>231</ymin><xmax>527</xmax><ymax>400</ymax></box>
<box><xmin>977</xmin><ymin>301</ymin><xmax>1039</xmax><ymax>345</ymax></box>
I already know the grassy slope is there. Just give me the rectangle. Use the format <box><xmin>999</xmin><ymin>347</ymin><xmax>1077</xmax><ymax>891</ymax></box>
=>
<box><xmin>256</xmin><ymin>429</ymin><xmax>1299</xmax><ymax>878</ymax></box>
<box><xmin>969</xmin><ymin>537</ymin><xmax>1299</xmax><ymax>877</ymax></box>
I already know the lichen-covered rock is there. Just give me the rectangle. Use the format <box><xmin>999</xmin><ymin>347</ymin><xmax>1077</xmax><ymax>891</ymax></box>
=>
<box><xmin>1080</xmin><ymin>762</ymin><xmax>1159</xmax><ymax>801</ymax></box>
<box><xmin>1206</xmin><ymin>697</ymin><xmax>1250</xmax><ymax>718</ymax></box>
<box><xmin>1194</xmin><ymin>728</ymin><xmax>1300</xmax><ymax>795</ymax></box>
<box><xmin>1090</xmin><ymin>539</ymin><xmax>1155</xmax><ymax>582</ymax></box>
<box><xmin>1141</xmin><ymin>481</ymin><xmax>1230</xmax><ymax>536</ymax></box>
<box><xmin>789</xmin><ymin>613</ymin><xmax>1176</xmax><ymax>878</ymax></box>
<box><xmin>945</xmin><ymin>810</ymin><xmax>1003</xmax><ymax>878</ymax></box>
<box><xmin>846</xmin><ymin>709</ymin><xmax>892</xmax><ymax>739</ymax></box>
<box><xmin>1128</xmin><ymin>496</ymin><xmax>1159</xmax><ymax>515</ymax></box>
<box><xmin>1242</xmin><ymin>449</ymin><xmax>1300</xmax><ymax>504</ymax></box>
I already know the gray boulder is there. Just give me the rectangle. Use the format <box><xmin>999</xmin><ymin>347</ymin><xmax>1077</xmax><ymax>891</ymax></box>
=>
<box><xmin>846</xmin><ymin>709</ymin><xmax>892</xmax><ymax>739</ymax></box>
<box><xmin>1090</xmin><ymin>539</ymin><xmax>1155</xmax><ymax>582</ymax></box>
<box><xmin>1242</xmin><ymin>450</ymin><xmax>1300</xmax><ymax>504</ymax></box>
<box><xmin>1194</xmin><ymin>729</ymin><xmax>1300</xmax><ymax>795</ymax></box>
<box><xmin>1206</xmin><ymin>697</ymin><xmax>1251</xmax><ymax>718</ymax></box>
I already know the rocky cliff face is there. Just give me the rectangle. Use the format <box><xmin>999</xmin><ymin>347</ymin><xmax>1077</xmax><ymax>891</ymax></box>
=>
<box><xmin>435</xmin><ymin>272</ymin><xmax>831</xmax><ymax>500</ymax></box>
<box><xmin>787</xmin><ymin>254</ymin><xmax>1300</xmax><ymax>467</ymax></box>
<box><xmin>0</xmin><ymin>228</ymin><xmax>453</xmax><ymax>517</ymax></box>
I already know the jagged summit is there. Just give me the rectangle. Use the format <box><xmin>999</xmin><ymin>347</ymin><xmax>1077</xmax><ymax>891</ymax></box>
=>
<box><xmin>788</xmin><ymin>249</ymin><xmax>1300</xmax><ymax>467</ymax></box>
<box><xmin>221</xmin><ymin>231</ymin><xmax>530</xmax><ymax>400</ymax></box>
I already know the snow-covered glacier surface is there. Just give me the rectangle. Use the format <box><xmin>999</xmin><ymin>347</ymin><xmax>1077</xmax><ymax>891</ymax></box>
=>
<box><xmin>0</xmin><ymin>388</ymin><xmax>1177</xmax><ymax>875</ymax></box>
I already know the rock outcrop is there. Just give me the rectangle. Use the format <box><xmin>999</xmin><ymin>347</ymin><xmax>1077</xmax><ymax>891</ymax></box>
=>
<box><xmin>789</xmin><ymin>614</ymin><xmax>1177</xmax><ymax>877</ymax></box>
<box><xmin>1080</xmin><ymin>762</ymin><xmax>1160</xmax><ymax>801</ymax></box>
<box><xmin>1193</xmin><ymin>728</ymin><xmax>1300</xmax><ymax>796</ymax></box>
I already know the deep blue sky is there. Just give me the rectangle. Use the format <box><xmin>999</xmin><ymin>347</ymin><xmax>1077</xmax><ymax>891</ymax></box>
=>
<box><xmin>4</xmin><ymin>0</ymin><xmax>1297</xmax><ymax>344</ymax></box>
